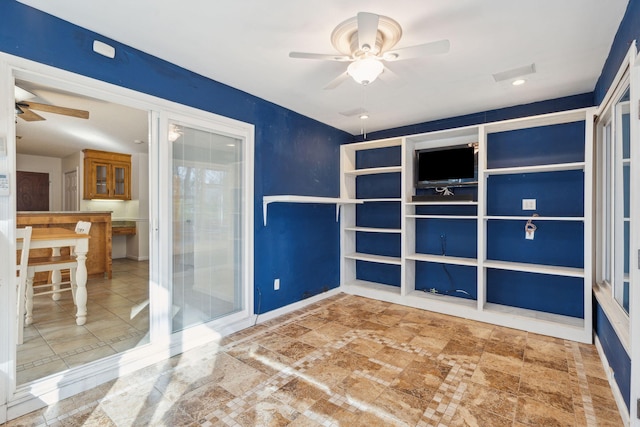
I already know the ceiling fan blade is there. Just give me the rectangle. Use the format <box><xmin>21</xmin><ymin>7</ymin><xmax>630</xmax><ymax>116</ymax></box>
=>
<box><xmin>289</xmin><ymin>52</ymin><xmax>351</xmax><ymax>62</ymax></box>
<box><xmin>378</xmin><ymin>65</ymin><xmax>401</xmax><ymax>84</ymax></box>
<box><xmin>22</xmin><ymin>101</ymin><xmax>90</xmax><ymax>119</ymax></box>
<box><xmin>17</xmin><ymin>106</ymin><xmax>45</xmax><ymax>122</ymax></box>
<box><xmin>324</xmin><ymin>72</ymin><xmax>351</xmax><ymax>90</ymax></box>
<box><xmin>383</xmin><ymin>39</ymin><xmax>450</xmax><ymax>61</ymax></box>
<box><xmin>15</xmin><ymin>86</ymin><xmax>36</xmax><ymax>103</ymax></box>
<box><xmin>357</xmin><ymin>12</ymin><xmax>379</xmax><ymax>53</ymax></box>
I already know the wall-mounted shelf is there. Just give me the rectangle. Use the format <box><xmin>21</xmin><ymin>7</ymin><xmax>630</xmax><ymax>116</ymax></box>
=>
<box><xmin>406</xmin><ymin>253</ymin><xmax>478</xmax><ymax>267</ymax></box>
<box><xmin>262</xmin><ymin>195</ymin><xmax>361</xmax><ymax>226</ymax></box>
<box><xmin>484</xmin><ymin>215</ymin><xmax>584</xmax><ymax>222</ymax></box>
<box><xmin>344</xmin><ymin>166</ymin><xmax>402</xmax><ymax>176</ymax></box>
<box><xmin>484</xmin><ymin>161</ymin><xmax>585</xmax><ymax>176</ymax></box>
<box><xmin>344</xmin><ymin>226</ymin><xmax>402</xmax><ymax>234</ymax></box>
<box><xmin>406</xmin><ymin>200</ymin><xmax>478</xmax><ymax>206</ymax></box>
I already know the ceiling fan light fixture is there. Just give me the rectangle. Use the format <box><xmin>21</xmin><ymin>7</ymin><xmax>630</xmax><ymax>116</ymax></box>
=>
<box><xmin>15</xmin><ymin>105</ymin><xmax>24</xmax><ymax>115</ymax></box>
<box><xmin>347</xmin><ymin>58</ymin><xmax>384</xmax><ymax>85</ymax></box>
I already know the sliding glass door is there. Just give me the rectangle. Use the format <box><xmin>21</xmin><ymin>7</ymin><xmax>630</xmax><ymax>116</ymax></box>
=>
<box><xmin>169</xmin><ymin>120</ymin><xmax>246</xmax><ymax>332</ymax></box>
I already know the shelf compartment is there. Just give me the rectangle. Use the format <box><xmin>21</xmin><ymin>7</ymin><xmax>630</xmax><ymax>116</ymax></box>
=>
<box><xmin>344</xmin><ymin>252</ymin><xmax>402</xmax><ymax>265</ymax></box>
<box><xmin>345</xmin><ymin>166</ymin><xmax>402</xmax><ymax>176</ymax></box>
<box><xmin>344</xmin><ymin>226</ymin><xmax>402</xmax><ymax>234</ymax></box>
<box><xmin>483</xmin><ymin>259</ymin><xmax>584</xmax><ymax>277</ymax></box>
<box><xmin>484</xmin><ymin>161</ymin><xmax>585</xmax><ymax>176</ymax></box>
<box><xmin>262</xmin><ymin>195</ymin><xmax>362</xmax><ymax>226</ymax></box>
<box><xmin>483</xmin><ymin>303</ymin><xmax>584</xmax><ymax>328</ymax></box>
<box><xmin>406</xmin><ymin>253</ymin><xmax>477</xmax><ymax>266</ymax></box>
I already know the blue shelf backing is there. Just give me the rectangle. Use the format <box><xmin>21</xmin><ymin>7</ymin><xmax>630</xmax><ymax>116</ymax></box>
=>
<box><xmin>487</xmin><ymin>269</ymin><xmax>584</xmax><ymax>318</ymax></box>
<box><xmin>415</xmin><ymin>218</ymin><xmax>477</xmax><ymax>259</ymax></box>
<box><xmin>356</xmin><ymin>202</ymin><xmax>401</xmax><ymax>229</ymax></box>
<box><xmin>487</xmin><ymin>121</ymin><xmax>585</xmax><ymax>169</ymax></box>
<box><xmin>487</xmin><ymin>220</ymin><xmax>584</xmax><ymax>268</ymax></box>
<box><xmin>356</xmin><ymin>232</ymin><xmax>401</xmax><ymax>258</ymax></box>
<box><xmin>415</xmin><ymin>262</ymin><xmax>477</xmax><ymax>300</ymax></box>
<box><xmin>356</xmin><ymin>145</ymin><xmax>402</xmax><ymax>169</ymax></box>
<box><xmin>356</xmin><ymin>173</ymin><xmax>401</xmax><ymax>199</ymax></box>
<box><xmin>486</xmin><ymin>171</ymin><xmax>584</xmax><ymax>217</ymax></box>
<box><xmin>356</xmin><ymin>261</ymin><xmax>401</xmax><ymax>287</ymax></box>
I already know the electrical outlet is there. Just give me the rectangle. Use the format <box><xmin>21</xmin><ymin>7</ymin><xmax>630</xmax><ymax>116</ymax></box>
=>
<box><xmin>274</xmin><ymin>278</ymin><xmax>280</xmax><ymax>291</ymax></box>
<box><xmin>522</xmin><ymin>199</ymin><xmax>536</xmax><ymax>210</ymax></box>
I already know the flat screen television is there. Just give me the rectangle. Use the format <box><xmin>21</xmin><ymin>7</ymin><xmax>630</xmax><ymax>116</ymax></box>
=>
<box><xmin>415</xmin><ymin>144</ymin><xmax>478</xmax><ymax>188</ymax></box>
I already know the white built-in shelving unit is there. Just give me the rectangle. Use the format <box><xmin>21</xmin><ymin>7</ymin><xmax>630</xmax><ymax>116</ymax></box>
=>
<box><xmin>339</xmin><ymin>107</ymin><xmax>596</xmax><ymax>343</ymax></box>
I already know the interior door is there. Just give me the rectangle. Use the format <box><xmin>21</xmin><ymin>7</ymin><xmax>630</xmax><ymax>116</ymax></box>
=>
<box><xmin>16</xmin><ymin>171</ymin><xmax>49</xmax><ymax>211</ymax></box>
<box><xmin>169</xmin><ymin>120</ymin><xmax>245</xmax><ymax>332</ymax></box>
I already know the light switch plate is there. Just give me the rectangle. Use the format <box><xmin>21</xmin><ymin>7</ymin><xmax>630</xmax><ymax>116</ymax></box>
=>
<box><xmin>522</xmin><ymin>199</ymin><xmax>536</xmax><ymax>210</ymax></box>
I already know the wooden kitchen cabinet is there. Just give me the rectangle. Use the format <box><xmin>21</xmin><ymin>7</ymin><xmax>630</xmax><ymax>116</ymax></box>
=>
<box><xmin>83</xmin><ymin>149</ymin><xmax>131</xmax><ymax>200</ymax></box>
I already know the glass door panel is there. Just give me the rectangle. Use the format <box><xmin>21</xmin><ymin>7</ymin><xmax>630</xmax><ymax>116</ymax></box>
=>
<box><xmin>95</xmin><ymin>164</ymin><xmax>108</xmax><ymax>196</ymax></box>
<box><xmin>170</xmin><ymin>121</ymin><xmax>244</xmax><ymax>332</ymax></box>
<box><xmin>113</xmin><ymin>164</ymin><xmax>126</xmax><ymax>197</ymax></box>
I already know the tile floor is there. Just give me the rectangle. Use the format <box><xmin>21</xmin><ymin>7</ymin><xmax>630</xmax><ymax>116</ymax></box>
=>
<box><xmin>6</xmin><ymin>293</ymin><xmax>623</xmax><ymax>426</ymax></box>
<box><xmin>17</xmin><ymin>259</ymin><xmax>150</xmax><ymax>384</ymax></box>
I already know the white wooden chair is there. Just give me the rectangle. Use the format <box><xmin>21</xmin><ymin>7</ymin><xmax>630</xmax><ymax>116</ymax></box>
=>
<box><xmin>25</xmin><ymin>221</ymin><xmax>92</xmax><ymax>326</ymax></box>
<box><xmin>16</xmin><ymin>226</ymin><xmax>32</xmax><ymax>345</ymax></box>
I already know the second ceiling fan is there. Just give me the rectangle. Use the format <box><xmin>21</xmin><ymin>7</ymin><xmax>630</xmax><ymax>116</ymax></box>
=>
<box><xmin>15</xmin><ymin>85</ymin><xmax>90</xmax><ymax>122</ymax></box>
<box><xmin>290</xmin><ymin>11</ymin><xmax>450</xmax><ymax>89</ymax></box>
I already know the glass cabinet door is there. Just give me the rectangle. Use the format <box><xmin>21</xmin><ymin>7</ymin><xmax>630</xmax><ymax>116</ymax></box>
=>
<box><xmin>112</xmin><ymin>163</ymin><xmax>129</xmax><ymax>198</ymax></box>
<box><xmin>94</xmin><ymin>163</ymin><xmax>109</xmax><ymax>197</ymax></box>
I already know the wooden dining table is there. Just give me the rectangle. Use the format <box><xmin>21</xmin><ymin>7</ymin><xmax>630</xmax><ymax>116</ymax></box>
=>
<box><xmin>18</xmin><ymin>227</ymin><xmax>91</xmax><ymax>326</ymax></box>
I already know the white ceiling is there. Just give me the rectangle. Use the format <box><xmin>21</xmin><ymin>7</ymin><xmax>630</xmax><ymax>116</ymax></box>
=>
<box><xmin>15</xmin><ymin>0</ymin><xmax>629</xmax><ymax>157</ymax></box>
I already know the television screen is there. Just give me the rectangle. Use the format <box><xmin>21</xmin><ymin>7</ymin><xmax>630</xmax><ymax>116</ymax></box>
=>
<box><xmin>416</xmin><ymin>145</ymin><xmax>477</xmax><ymax>188</ymax></box>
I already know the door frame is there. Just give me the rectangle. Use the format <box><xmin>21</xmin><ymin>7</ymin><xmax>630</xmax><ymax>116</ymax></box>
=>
<box><xmin>0</xmin><ymin>53</ymin><xmax>254</xmax><ymax>422</ymax></box>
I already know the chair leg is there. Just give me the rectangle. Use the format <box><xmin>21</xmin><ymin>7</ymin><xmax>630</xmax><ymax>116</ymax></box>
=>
<box><xmin>17</xmin><ymin>283</ymin><xmax>25</xmax><ymax>346</ymax></box>
<box><xmin>25</xmin><ymin>274</ymin><xmax>34</xmax><ymax>326</ymax></box>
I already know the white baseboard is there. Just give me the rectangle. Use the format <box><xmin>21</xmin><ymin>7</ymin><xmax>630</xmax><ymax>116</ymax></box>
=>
<box><xmin>255</xmin><ymin>287</ymin><xmax>341</xmax><ymax>324</ymax></box>
<box><xmin>594</xmin><ymin>335</ymin><xmax>631</xmax><ymax>426</ymax></box>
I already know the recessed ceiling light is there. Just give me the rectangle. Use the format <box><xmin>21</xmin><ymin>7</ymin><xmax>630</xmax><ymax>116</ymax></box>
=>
<box><xmin>133</xmin><ymin>139</ymin><xmax>145</xmax><ymax>144</ymax></box>
<box><xmin>359</xmin><ymin>113</ymin><xmax>369</xmax><ymax>120</ymax></box>
<box><xmin>226</xmin><ymin>143</ymin><xmax>236</xmax><ymax>147</ymax></box>
<box><xmin>512</xmin><ymin>79</ymin><xmax>526</xmax><ymax>86</ymax></box>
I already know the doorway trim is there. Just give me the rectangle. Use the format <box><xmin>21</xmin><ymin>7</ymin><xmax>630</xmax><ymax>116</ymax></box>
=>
<box><xmin>0</xmin><ymin>52</ymin><xmax>255</xmax><ymax>422</ymax></box>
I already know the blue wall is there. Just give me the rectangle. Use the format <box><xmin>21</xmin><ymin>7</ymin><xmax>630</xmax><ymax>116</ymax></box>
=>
<box><xmin>0</xmin><ymin>1</ymin><xmax>352</xmax><ymax>314</ymax></box>
<box><xmin>594</xmin><ymin>0</ymin><xmax>640</xmax><ymax>104</ymax></box>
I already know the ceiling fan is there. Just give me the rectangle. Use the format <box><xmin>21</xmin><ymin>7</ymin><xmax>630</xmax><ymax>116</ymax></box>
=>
<box><xmin>15</xmin><ymin>85</ymin><xmax>90</xmax><ymax>122</ymax></box>
<box><xmin>289</xmin><ymin>11</ymin><xmax>450</xmax><ymax>89</ymax></box>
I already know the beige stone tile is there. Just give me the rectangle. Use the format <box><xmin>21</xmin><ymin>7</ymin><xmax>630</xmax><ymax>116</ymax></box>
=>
<box><xmin>62</xmin><ymin>345</ymin><xmax>118</xmax><ymax>368</ymax></box>
<box><xmin>373</xmin><ymin>345</ymin><xmax>416</xmax><ymax>369</ymax></box>
<box><xmin>463</xmin><ymin>382</ymin><xmax>518</xmax><ymax>419</ymax></box>
<box><xmin>337</xmin><ymin>373</ymin><xmax>386</xmax><ymax>404</ymax></box>
<box><xmin>48</xmin><ymin>334</ymin><xmax>102</xmax><ymax>354</ymax></box>
<box><xmin>448</xmin><ymin>403</ymin><xmax>513</xmax><ymax>427</ymax></box>
<box><xmin>344</xmin><ymin>336</ymin><xmax>385</xmax><ymax>358</ymax></box>
<box><xmin>272</xmin><ymin>378</ymin><xmax>328</xmax><ymax>412</ymax></box>
<box><xmin>235</xmin><ymin>396</ymin><xmax>298</xmax><ymax>427</ymax></box>
<box><xmin>17</xmin><ymin>358</ymin><xmax>69</xmax><ymax>384</ymax></box>
<box><xmin>477</xmin><ymin>351</ymin><xmax>523</xmax><ymax>376</ymax></box>
<box><xmin>373</xmin><ymin>387</ymin><xmax>425</xmax><ymax>426</ymax></box>
<box><xmin>470</xmin><ymin>365</ymin><xmax>520</xmax><ymax>394</ymax></box>
<box><xmin>515</xmin><ymin>395</ymin><xmax>576</xmax><ymax>426</ymax></box>
<box><xmin>173</xmin><ymin>384</ymin><xmax>236</xmax><ymax>422</ymax></box>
